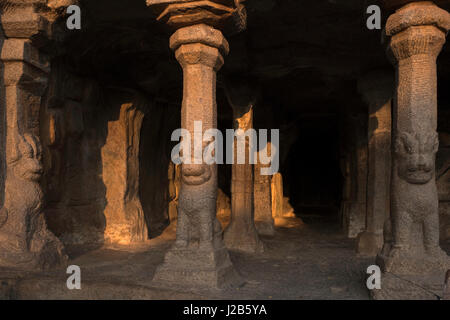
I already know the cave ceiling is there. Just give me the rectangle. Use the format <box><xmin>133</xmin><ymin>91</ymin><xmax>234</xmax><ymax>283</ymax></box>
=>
<box><xmin>61</xmin><ymin>0</ymin><xmax>450</xmax><ymax>115</ymax></box>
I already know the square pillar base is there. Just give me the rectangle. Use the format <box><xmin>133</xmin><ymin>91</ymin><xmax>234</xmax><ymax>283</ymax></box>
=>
<box><xmin>152</xmin><ymin>244</ymin><xmax>243</xmax><ymax>290</ymax></box>
<box><xmin>371</xmin><ymin>272</ymin><xmax>446</xmax><ymax>300</ymax></box>
<box><xmin>255</xmin><ymin>220</ymin><xmax>275</xmax><ymax>237</ymax></box>
<box><xmin>372</xmin><ymin>250</ymin><xmax>450</xmax><ymax>299</ymax></box>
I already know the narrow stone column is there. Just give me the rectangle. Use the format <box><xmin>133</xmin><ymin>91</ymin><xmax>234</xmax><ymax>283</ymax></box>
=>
<box><xmin>223</xmin><ymin>80</ymin><xmax>264</xmax><ymax>252</ymax></box>
<box><xmin>374</xmin><ymin>1</ymin><xmax>450</xmax><ymax>299</ymax></box>
<box><xmin>339</xmin><ymin>151</ymin><xmax>352</xmax><ymax>226</ymax></box>
<box><xmin>343</xmin><ymin>113</ymin><xmax>368</xmax><ymax>238</ymax></box>
<box><xmin>0</xmin><ymin>39</ymin><xmax>67</xmax><ymax>269</ymax></box>
<box><xmin>254</xmin><ymin>143</ymin><xmax>275</xmax><ymax>236</ymax></box>
<box><xmin>147</xmin><ymin>0</ymin><xmax>246</xmax><ymax>288</ymax></box>
<box><xmin>152</xmin><ymin>24</ymin><xmax>242</xmax><ymax>288</ymax></box>
<box><xmin>356</xmin><ymin>70</ymin><xmax>393</xmax><ymax>256</ymax></box>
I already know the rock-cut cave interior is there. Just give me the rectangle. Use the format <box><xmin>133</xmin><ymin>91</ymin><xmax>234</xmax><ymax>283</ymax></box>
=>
<box><xmin>1</xmin><ymin>0</ymin><xmax>450</xmax><ymax>300</ymax></box>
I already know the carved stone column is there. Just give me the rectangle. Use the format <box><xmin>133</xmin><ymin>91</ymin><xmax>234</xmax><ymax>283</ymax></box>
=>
<box><xmin>147</xmin><ymin>0</ymin><xmax>246</xmax><ymax>288</ymax></box>
<box><xmin>374</xmin><ymin>1</ymin><xmax>450</xmax><ymax>299</ymax></box>
<box><xmin>223</xmin><ymin>79</ymin><xmax>264</xmax><ymax>253</ymax></box>
<box><xmin>357</xmin><ymin>70</ymin><xmax>393</xmax><ymax>256</ymax></box>
<box><xmin>0</xmin><ymin>3</ymin><xmax>67</xmax><ymax>269</ymax></box>
<box><xmin>254</xmin><ymin>142</ymin><xmax>275</xmax><ymax>236</ymax></box>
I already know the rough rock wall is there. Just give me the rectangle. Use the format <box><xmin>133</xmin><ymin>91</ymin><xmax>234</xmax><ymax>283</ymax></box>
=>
<box><xmin>40</xmin><ymin>60</ymin><xmax>179</xmax><ymax>245</ymax></box>
<box><xmin>101</xmin><ymin>99</ymin><xmax>148</xmax><ymax>245</ymax></box>
<box><xmin>41</xmin><ymin>66</ymin><xmax>109</xmax><ymax>246</ymax></box>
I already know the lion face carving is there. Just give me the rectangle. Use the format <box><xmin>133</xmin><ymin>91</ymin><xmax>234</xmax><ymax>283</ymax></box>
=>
<box><xmin>9</xmin><ymin>133</ymin><xmax>43</xmax><ymax>182</ymax></box>
<box><xmin>395</xmin><ymin>131</ymin><xmax>439</xmax><ymax>184</ymax></box>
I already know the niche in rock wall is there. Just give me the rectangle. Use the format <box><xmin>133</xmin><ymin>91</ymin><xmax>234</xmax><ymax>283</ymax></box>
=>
<box><xmin>42</xmin><ymin>75</ymin><xmax>108</xmax><ymax>246</ymax></box>
<box><xmin>42</xmin><ymin>74</ymin><xmax>182</xmax><ymax>245</ymax></box>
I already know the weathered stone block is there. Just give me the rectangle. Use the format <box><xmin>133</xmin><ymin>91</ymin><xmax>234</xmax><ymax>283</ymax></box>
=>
<box><xmin>101</xmin><ymin>103</ymin><xmax>148</xmax><ymax>245</ymax></box>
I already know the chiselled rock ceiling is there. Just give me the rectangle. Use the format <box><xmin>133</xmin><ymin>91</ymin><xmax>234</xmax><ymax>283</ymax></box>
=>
<box><xmin>63</xmin><ymin>0</ymin><xmax>450</xmax><ymax>117</ymax></box>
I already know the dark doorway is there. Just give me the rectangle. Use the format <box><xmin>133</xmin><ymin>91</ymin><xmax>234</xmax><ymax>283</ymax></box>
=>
<box><xmin>282</xmin><ymin>116</ymin><xmax>342</xmax><ymax>220</ymax></box>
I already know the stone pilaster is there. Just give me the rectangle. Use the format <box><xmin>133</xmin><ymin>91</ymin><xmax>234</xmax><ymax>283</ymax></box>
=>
<box><xmin>147</xmin><ymin>0</ymin><xmax>246</xmax><ymax>289</ymax></box>
<box><xmin>223</xmin><ymin>79</ymin><xmax>264</xmax><ymax>253</ymax></box>
<box><xmin>342</xmin><ymin>113</ymin><xmax>368</xmax><ymax>238</ymax></box>
<box><xmin>357</xmin><ymin>70</ymin><xmax>393</xmax><ymax>256</ymax></box>
<box><xmin>254</xmin><ymin>142</ymin><xmax>275</xmax><ymax>236</ymax></box>
<box><xmin>102</xmin><ymin>103</ymin><xmax>148</xmax><ymax>245</ymax></box>
<box><xmin>0</xmin><ymin>3</ymin><xmax>68</xmax><ymax>269</ymax></box>
<box><xmin>374</xmin><ymin>1</ymin><xmax>450</xmax><ymax>299</ymax></box>
<box><xmin>271</xmin><ymin>172</ymin><xmax>284</xmax><ymax>219</ymax></box>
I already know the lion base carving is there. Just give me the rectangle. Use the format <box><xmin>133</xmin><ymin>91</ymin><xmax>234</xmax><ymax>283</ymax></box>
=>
<box><xmin>372</xmin><ymin>131</ymin><xmax>450</xmax><ymax>299</ymax></box>
<box><xmin>0</xmin><ymin>133</ymin><xmax>67</xmax><ymax>270</ymax></box>
<box><xmin>152</xmin><ymin>164</ymin><xmax>243</xmax><ymax>289</ymax></box>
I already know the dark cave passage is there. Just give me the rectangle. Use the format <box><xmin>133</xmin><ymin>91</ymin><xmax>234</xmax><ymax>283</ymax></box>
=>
<box><xmin>282</xmin><ymin>116</ymin><xmax>343</xmax><ymax>222</ymax></box>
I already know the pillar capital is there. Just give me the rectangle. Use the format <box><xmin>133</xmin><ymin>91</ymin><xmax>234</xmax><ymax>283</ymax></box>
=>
<box><xmin>170</xmin><ymin>24</ymin><xmax>229</xmax><ymax>70</ymax></box>
<box><xmin>147</xmin><ymin>0</ymin><xmax>247</xmax><ymax>34</ymax></box>
<box><xmin>386</xmin><ymin>2</ymin><xmax>450</xmax><ymax>61</ymax></box>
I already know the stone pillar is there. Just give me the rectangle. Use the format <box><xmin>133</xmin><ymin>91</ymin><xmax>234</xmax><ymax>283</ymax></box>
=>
<box><xmin>356</xmin><ymin>70</ymin><xmax>393</xmax><ymax>256</ymax></box>
<box><xmin>339</xmin><ymin>151</ymin><xmax>352</xmax><ymax>226</ymax></box>
<box><xmin>102</xmin><ymin>103</ymin><xmax>148</xmax><ymax>245</ymax></box>
<box><xmin>254</xmin><ymin>143</ymin><xmax>275</xmax><ymax>236</ymax></box>
<box><xmin>343</xmin><ymin>113</ymin><xmax>368</xmax><ymax>238</ymax></box>
<box><xmin>0</xmin><ymin>5</ymin><xmax>67</xmax><ymax>269</ymax></box>
<box><xmin>271</xmin><ymin>172</ymin><xmax>284</xmax><ymax>219</ymax></box>
<box><xmin>147</xmin><ymin>0</ymin><xmax>246</xmax><ymax>289</ymax></box>
<box><xmin>223</xmin><ymin>80</ymin><xmax>264</xmax><ymax>253</ymax></box>
<box><xmin>374</xmin><ymin>1</ymin><xmax>450</xmax><ymax>299</ymax></box>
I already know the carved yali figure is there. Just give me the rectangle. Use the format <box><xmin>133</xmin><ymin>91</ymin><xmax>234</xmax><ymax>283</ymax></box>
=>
<box><xmin>382</xmin><ymin>131</ymin><xmax>450</xmax><ymax>274</ymax></box>
<box><xmin>0</xmin><ymin>132</ymin><xmax>67</xmax><ymax>270</ymax></box>
<box><xmin>395</xmin><ymin>131</ymin><xmax>438</xmax><ymax>185</ymax></box>
<box><xmin>175</xmin><ymin>163</ymin><xmax>223</xmax><ymax>251</ymax></box>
